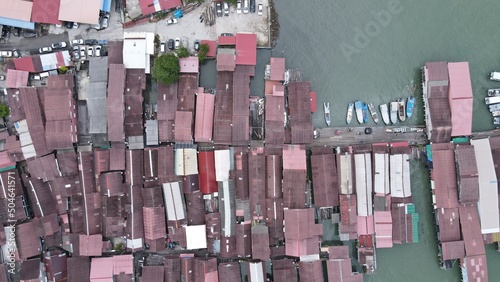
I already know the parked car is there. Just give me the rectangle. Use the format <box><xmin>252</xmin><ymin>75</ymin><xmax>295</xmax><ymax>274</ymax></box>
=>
<box><xmin>39</xmin><ymin>47</ymin><xmax>52</xmax><ymax>54</ymax></box>
<box><xmin>22</xmin><ymin>30</ymin><xmax>38</xmax><ymax>38</ymax></box>
<box><xmin>258</xmin><ymin>3</ymin><xmax>263</xmax><ymax>15</ymax></box>
<box><xmin>71</xmin><ymin>39</ymin><xmax>84</xmax><ymax>45</ymax></box>
<box><xmin>1</xmin><ymin>26</ymin><xmax>10</xmax><ymax>38</ymax></box>
<box><xmin>13</xmin><ymin>28</ymin><xmax>20</xmax><ymax>37</ymax></box>
<box><xmin>87</xmin><ymin>46</ymin><xmax>94</xmax><ymax>57</ymax></box>
<box><xmin>0</xmin><ymin>75</ymin><xmax>5</xmax><ymax>81</ymax></box>
<box><xmin>174</xmin><ymin>37</ymin><xmax>181</xmax><ymax>49</ymax></box>
<box><xmin>224</xmin><ymin>2</ymin><xmax>229</xmax><ymax>16</ymax></box>
<box><xmin>73</xmin><ymin>22</ymin><xmax>79</xmax><ymax>29</ymax></box>
<box><xmin>51</xmin><ymin>42</ymin><xmax>67</xmax><ymax>49</ymax></box>
<box><xmin>250</xmin><ymin>0</ymin><xmax>255</xmax><ymax>13</ymax></box>
<box><xmin>84</xmin><ymin>39</ymin><xmax>99</xmax><ymax>45</ymax></box>
<box><xmin>243</xmin><ymin>0</ymin><xmax>249</xmax><ymax>13</ymax></box>
<box><xmin>64</xmin><ymin>21</ymin><xmax>73</xmax><ymax>29</ymax></box>
<box><xmin>12</xmin><ymin>49</ymin><xmax>20</xmax><ymax>58</ymax></box>
<box><xmin>221</xmin><ymin>33</ymin><xmax>234</xmax><ymax>36</ymax></box>
<box><xmin>168</xmin><ymin>39</ymin><xmax>174</xmax><ymax>50</ymax></box>
<box><xmin>80</xmin><ymin>46</ymin><xmax>86</xmax><ymax>59</ymax></box>
<box><xmin>216</xmin><ymin>2</ymin><xmax>222</xmax><ymax>17</ymax></box>
<box><xmin>95</xmin><ymin>45</ymin><xmax>101</xmax><ymax>57</ymax></box>
<box><xmin>194</xmin><ymin>40</ymin><xmax>200</xmax><ymax>52</ymax></box>
<box><xmin>160</xmin><ymin>41</ymin><xmax>166</xmax><ymax>53</ymax></box>
<box><xmin>166</xmin><ymin>18</ymin><xmax>178</xmax><ymax>25</ymax></box>
<box><xmin>236</xmin><ymin>1</ymin><xmax>242</xmax><ymax>14</ymax></box>
<box><xmin>101</xmin><ymin>13</ymin><xmax>110</xmax><ymax>29</ymax></box>
<box><xmin>0</xmin><ymin>51</ymin><xmax>12</xmax><ymax>57</ymax></box>
<box><xmin>73</xmin><ymin>45</ymin><xmax>80</xmax><ymax>60</ymax></box>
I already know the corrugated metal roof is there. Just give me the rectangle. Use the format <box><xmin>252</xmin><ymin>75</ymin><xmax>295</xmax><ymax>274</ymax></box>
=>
<box><xmin>218</xmin><ymin>35</ymin><xmax>236</xmax><ymax>46</ymax></box>
<box><xmin>282</xmin><ymin>169</ymin><xmax>307</xmax><ymax>209</ymax></box>
<box><xmin>177</xmin><ymin>74</ymin><xmax>197</xmax><ymax>112</ymax></box>
<box><xmin>67</xmin><ymin>257</ymin><xmax>90</xmax><ymax>282</ymax></box>
<box><xmin>125</xmin><ymin>149</ymin><xmax>144</xmax><ymax>186</ymax></box>
<box><xmin>311</xmin><ymin>153</ymin><xmax>338</xmax><ymax>208</ymax></box>
<box><xmin>89</xmin><ymin>57</ymin><xmax>108</xmax><ymax>83</ymax></box>
<box><xmin>459</xmin><ymin>204</ymin><xmax>486</xmax><ymax>256</ymax></box>
<box><xmin>162</xmin><ymin>182</ymin><xmax>186</xmax><ymax>222</ymax></box>
<box><xmin>99</xmin><ymin>172</ymin><xmax>124</xmax><ymax>196</ymax></box>
<box><xmin>284</xmin><ymin>208</ymin><xmax>323</xmax><ymax>257</ymax></box>
<box><xmin>174</xmin><ymin>111</ymin><xmax>193</xmax><ymax>142</ymax></box>
<box><xmin>265</xmin><ymin>95</ymin><xmax>285</xmax><ymax>145</ymax></box>
<box><xmin>16</xmin><ymin>221</ymin><xmax>41</xmax><ymax>260</ymax></box>
<box><xmin>234</xmin><ymin>147</ymin><xmax>249</xmax><ymax>200</ymax></box>
<box><xmin>448</xmin><ymin>62</ymin><xmax>473</xmax><ymax>136</ymax></box>
<box><xmin>441</xmin><ymin>240</ymin><xmax>465</xmax><ymax>260</ymax></box>
<box><xmin>198</xmin><ymin>151</ymin><xmax>218</xmax><ymax>194</ymax></box>
<box><xmin>355</xmin><ymin>153</ymin><xmax>373</xmax><ymax>216</ymax></box>
<box><xmin>251</xmin><ymin>225</ymin><xmax>270</xmax><ymax>260</ymax></box>
<box><xmin>200</xmin><ymin>40</ymin><xmax>217</xmax><ymax>58</ymax></box>
<box><xmin>282</xmin><ymin>145</ymin><xmax>306</xmax><ymax>170</ymax></box>
<box><xmin>87</xmin><ymin>81</ymin><xmax>108</xmax><ymax>134</ymax></box>
<box><xmin>235</xmin><ymin>33</ymin><xmax>257</xmax><ymax>66</ymax></box>
<box><xmin>269</xmin><ymin>58</ymin><xmax>285</xmax><ymax>81</ymax></box>
<box><xmin>287</xmin><ymin>82</ymin><xmax>313</xmax><ymax>144</ymax></box>
<box><xmin>143</xmin><ymin>206</ymin><xmax>166</xmax><ymax>240</ymax></box>
<box><xmin>298</xmin><ymin>260</ymin><xmax>323</xmax><ymax>282</ymax></box>
<box><xmin>215</xmin><ymin>149</ymin><xmax>231</xmax><ymax>181</ymax></box>
<box><xmin>184</xmin><ymin>191</ymin><xmax>205</xmax><ymax>225</ymax></box>
<box><xmin>194</xmin><ymin>92</ymin><xmax>215</xmax><ymax>142</ymax></box>
<box><xmin>265</xmin><ymin>155</ymin><xmax>283</xmax><ymax>199</ymax></box>
<box><xmin>248</xmin><ymin>149</ymin><xmax>266</xmax><ymax>218</ymax></box>
<box><xmin>454</xmin><ymin>144</ymin><xmax>479</xmax><ymax>204</ymax></box>
<box><xmin>463</xmin><ymin>255</ymin><xmax>488</xmax><ymax>282</ymax></box>
<box><xmin>5</xmin><ymin>69</ymin><xmax>29</xmax><ymax>88</ymax></box>
<box><xmin>107</xmin><ymin>64</ymin><xmax>126</xmax><ymax>142</ymax></box>
<box><xmin>431</xmin><ymin>144</ymin><xmax>459</xmax><ymax>208</ymax></box>
<box><xmin>213</xmin><ymin>71</ymin><xmax>233</xmax><ymax>144</ymax></box>
<box><xmin>141</xmin><ymin>265</ymin><xmax>164</xmax><ymax>282</ymax></box>
<box><xmin>218</xmin><ymin>262</ymin><xmax>241</xmax><ymax>282</ymax></box>
<box><xmin>19</xmin><ymin>87</ymin><xmax>49</xmax><ymax>157</ymax></box>
<box><xmin>175</xmin><ymin>148</ymin><xmax>198</xmax><ymax>176</ymax></box>
<box><xmin>179</xmin><ymin>56</ymin><xmax>199</xmax><ymax>73</ymax></box>
<box><xmin>236</xmin><ymin>222</ymin><xmax>251</xmax><ymax>257</ymax></box>
<box><xmin>374</xmin><ymin>211</ymin><xmax>393</xmax><ymax>248</ymax></box>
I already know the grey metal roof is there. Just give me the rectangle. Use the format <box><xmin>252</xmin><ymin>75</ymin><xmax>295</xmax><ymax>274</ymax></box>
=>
<box><xmin>87</xmin><ymin>82</ymin><xmax>108</xmax><ymax>134</ymax></box>
<box><xmin>145</xmin><ymin>120</ymin><xmax>158</xmax><ymax>146</ymax></box>
<box><xmin>89</xmin><ymin>57</ymin><xmax>109</xmax><ymax>83</ymax></box>
<box><xmin>127</xmin><ymin>136</ymin><xmax>144</xmax><ymax>150</ymax></box>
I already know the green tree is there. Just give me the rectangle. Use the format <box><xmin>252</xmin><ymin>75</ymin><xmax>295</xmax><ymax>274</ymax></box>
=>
<box><xmin>198</xmin><ymin>43</ymin><xmax>209</xmax><ymax>62</ymax></box>
<box><xmin>226</xmin><ymin>0</ymin><xmax>237</xmax><ymax>4</ymax></box>
<box><xmin>175</xmin><ymin>46</ymin><xmax>189</xmax><ymax>58</ymax></box>
<box><xmin>58</xmin><ymin>66</ymin><xmax>68</xmax><ymax>74</ymax></box>
<box><xmin>0</xmin><ymin>104</ymin><xmax>9</xmax><ymax>118</ymax></box>
<box><xmin>152</xmin><ymin>54</ymin><xmax>180</xmax><ymax>85</ymax></box>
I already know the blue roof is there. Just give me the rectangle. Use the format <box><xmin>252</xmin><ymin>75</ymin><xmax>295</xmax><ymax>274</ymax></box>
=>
<box><xmin>101</xmin><ymin>0</ymin><xmax>112</xmax><ymax>12</ymax></box>
<box><xmin>0</xmin><ymin>17</ymin><xmax>35</xmax><ymax>30</ymax></box>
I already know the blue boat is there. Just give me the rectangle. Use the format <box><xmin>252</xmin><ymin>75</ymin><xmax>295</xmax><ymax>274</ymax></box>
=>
<box><xmin>362</xmin><ymin>103</ymin><xmax>369</xmax><ymax>123</ymax></box>
<box><xmin>406</xmin><ymin>96</ymin><xmax>415</xmax><ymax>119</ymax></box>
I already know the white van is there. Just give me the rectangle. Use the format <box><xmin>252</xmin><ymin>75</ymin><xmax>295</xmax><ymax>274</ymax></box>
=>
<box><xmin>243</xmin><ymin>0</ymin><xmax>249</xmax><ymax>14</ymax></box>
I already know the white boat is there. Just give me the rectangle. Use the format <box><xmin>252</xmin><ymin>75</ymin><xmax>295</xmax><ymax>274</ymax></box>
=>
<box><xmin>355</xmin><ymin>100</ymin><xmax>364</xmax><ymax>124</ymax></box>
<box><xmin>491</xmin><ymin>72</ymin><xmax>500</xmax><ymax>82</ymax></box>
<box><xmin>487</xmin><ymin>89</ymin><xmax>500</xmax><ymax>96</ymax></box>
<box><xmin>485</xmin><ymin>96</ymin><xmax>500</xmax><ymax>105</ymax></box>
<box><xmin>398</xmin><ymin>98</ymin><xmax>406</xmax><ymax>122</ymax></box>
<box><xmin>380</xmin><ymin>104</ymin><xmax>390</xmax><ymax>125</ymax></box>
<box><xmin>494</xmin><ymin>117</ymin><xmax>500</xmax><ymax>126</ymax></box>
<box><xmin>491</xmin><ymin>110</ymin><xmax>500</xmax><ymax>117</ymax></box>
<box><xmin>346</xmin><ymin>102</ymin><xmax>354</xmax><ymax>124</ymax></box>
<box><xmin>390</xmin><ymin>102</ymin><xmax>399</xmax><ymax>124</ymax></box>
<box><xmin>367</xmin><ymin>103</ymin><xmax>379</xmax><ymax>123</ymax></box>
<box><xmin>324</xmin><ymin>102</ymin><xmax>331</xmax><ymax>126</ymax></box>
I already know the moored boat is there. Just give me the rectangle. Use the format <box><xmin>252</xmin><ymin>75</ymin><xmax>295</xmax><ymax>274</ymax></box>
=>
<box><xmin>380</xmin><ymin>104</ymin><xmax>390</xmax><ymax>125</ymax></box>
<box><xmin>355</xmin><ymin>100</ymin><xmax>364</xmax><ymax>124</ymax></box>
<box><xmin>487</xmin><ymin>89</ymin><xmax>500</xmax><ymax>96</ymax></box>
<box><xmin>362</xmin><ymin>103</ymin><xmax>369</xmax><ymax>124</ymax></box>
<box><xmin>390</xmin><ymin>102</ymin><xmax>398</xmax><ymax>124</ymax></box>
<box><xmin>398</xmin><ymin>98</ymin><xmax>406</xmax><ymax>122</ymax></box>
<box><xmin>491</xmin><ymin>72</ymin><xmax>500</xmax><ymax>82</ymax></box>
<box><xmin>485</xmin><ymin>96</ymin><xmax>500</xmax><ymax>105</ymax></box>
<box><xmin>492</xmin><ymin>110</ymin><xmax>500</xmax><ymax>117</ymax></box>
<box><xmin>346</xmin><ymin>102</ymin><xmax>354</xmax><ymax>124</ymax></box>
<box><xmin>494</xmin><ymin>117</ymin><xmax>500</xmax><ymax>126</ymax></box>
<box><xmin>324</xmin><ymin>102</ymin><xmax>331</xmax><ymax>126</ymax></box>
<box><xmin>367</xmin><ymin>103</ymin><xmax>379</xmax><ymax>123</ymax></box>
<box><xmin>406</xmin><ymin>96</ymin><xmax>415</xmax><ymax>119</ymax></box>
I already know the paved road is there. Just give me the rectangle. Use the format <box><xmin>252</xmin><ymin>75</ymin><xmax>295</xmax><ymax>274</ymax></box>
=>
<box><xmin>311</xmin><ymin>126</ymin><xmax>428</xmax><ymax>147</ymax></box>
<box><xmin>1</xmin><ymin>32</ymin><xmax>70</xmax><ymax>55</ymax></box>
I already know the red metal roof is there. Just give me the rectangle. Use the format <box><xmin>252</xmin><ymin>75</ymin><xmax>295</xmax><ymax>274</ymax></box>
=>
<box><xmin>143</xmin><ymin>207</ymin><xmax>166</xmax><ymax>240</ymax></box>
<box><xmin>200</xmin><ymin>40</ymin><xmax>217</xmax><ymax>58</ymax></box>
<box><xmin>311</xmin><ymin>153</ymin><xmax>339</xmax><ymax>207</ymax></box>
<box><xmin>265</xmin><ymin>95</ymin><xmax>285</xmax><ymax>146</ymax></box>
<box><xmin>139</xmin><ymin>0</ymin><xmax>182</xmax><ymax>15</ymax></box>
<box><xmin>198</xmin><ymin>151</ymin><xmax>218</xmax><ymax>194</ymax></box>
<box><xmin>441</xmin><ymin>241</ymin><xmax>465</xmax><ymax>260</ymax></box>
<box><xmin>431</xmin><ymin>144</ymin><xmax>459</xmax><ymax>208</ymax></box>
<box><xmin>463</xmin><ymin>255</ymin><xmax>488</xmax><ymax>281</ymax></box>
<box><xmin>5</xmin><ymin>69</ymin><xmax>29</xmax><ymax>88</ymax></box>
<box><xmin>218</xmin><ymin>36</ymin><xmax>236</xmax><ymax>46</ymax></box>
<box><xmin>357</xmin><ymin>215</ymin><xmax>375</xmax><ymax>235</ymax></box>
<box><xmin>284</xmin><ymin>208</ymin><xmax>323</xmax><ymax>257</ymax></box>
<box><xmin>310</xmin><ymin>92</ymin><xmax>317</xmax><ymax>113</ymax></box>
<box><xmin>269</xmin><ymin>57</ymin><xmax>285</xmax><ymax>81</ymax></box>
<box><xmin>179</xmin><ymin>56</ymin><xmax>199</xmax><ymax>73</ymax></box>
<box><xmin>174</xmin><ymin>111</ymin><xmax>193</xmax><ymax>142</ymax></box>
<box><xmin>287</xmin><ymin>81</ymin><xmax>313</xmax><ymax>144</ymax></box>
<box><xmin>31</xmin><ymin>0</ymin><xmax>61</xmax><ymax>24</ymax></box>
<box><xmin>251</xmin><ymin>225</ymin><xmax>271</xmax><ymax>261</ymax></box>
<box><xmin>107</xmin><ymin>64</ymin><xmax>126</xmax><ymax>142</ymax></box>
<box><xmin>14</xmin><ymin>57</ymin><xmax>35</xmax><ymax>72</ymax></box>
<box><xmin>194</xmin><ymin>92</ymin><xmax>215</xmax><ymax>142</ymax></box>
<box><xmin>177</xmin><ymin>74</ymin><xmax>197</xmax><ymax>112</ymax></box>
<box><xmin>235</xmin><ymin>33</ymin><xmax>257</xmax><ymax>66</ymax></box>
<box><xmin>448</xmin><ymin>62</ymin><xmax>473</xmax><ymax>137</ymax></box>
<box><xmin>459</xmin><ymin>204</ymin><xmax>486</xmax><ymax>257</ymax></box>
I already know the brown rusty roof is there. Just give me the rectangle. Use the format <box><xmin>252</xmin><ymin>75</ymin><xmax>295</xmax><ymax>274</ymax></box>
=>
<box><xmin>158</xmin><ymin>145</ymin><xmax>175</xmax><ymax>180</ymax></box>
<box><xmin>265</xmin><ymin>95</ymin><xmax>285</xmax><ymax>146</ymax></box>
<box><xmin>217</xmin><ymin>49</ymin><xmax>236</xmax><ymax>71</ymax></box>
<box><xmin>56</xmin><ymin>150</ymin><xmax>78</xmax><ymax>177</ymax></box>
<box><xmin>19</xmin><ymin>87</ymin><xmax>49</xmax><ymax>156</ymax></box>
<box><xmin>425</xmin><ymin>61</ymin><xmax>449</xmax><ymax>83</ymax></box>
<box><xmin>47</xmin><ymin>73</ymin><xmax>75</xmax><ymax>89</ymax></box>
<box><xmin>463</xmin><ymin>255</ymin><xmax>488</xmax><ymax>282</ymax></box>
<box><xmin>99</xmin><ymin>172</ymin><xmax>124</xmax><ymax>196</ymax></box>
<box><xmin>248</xmin><ymin>149</ymin><xmax>266</xmax><ymax>218</ymax></box>
<box><xmin>436</xmin><ymin>207</ymin><xmax>461</xmax><ymax>242</ymax></box>
<box><xmin>269</xmin><ymin>58</ymin><xmax>285</xmax><ymax>81</ymax></box>
<box><xmin>0</xmin><ymin>169</ymin><xmax>23</xmax><ymax>198</ymax></box>
<box><xmin>251</xmin><ymin>225</ymin><xmax>270</xmax><ymax>261</ymax></box>
<box><xmin>125</xmin><ymin>150</ymin><xmax>144</xmax><ymax>186</ymax></box>
<box><xmin>194</xmin><ymin>92</ymin><xmax>215</xmax><ymax>143</ymax></box>
<box><xmin>78</xmin><ymin>151</ymin><xmax>96</xmax><ymax>194</ymax></box>
<box><xmin>459</xmin><ymin>204</ymin><xmax>486</xmax><ymax>257</ymax></box>
<box><xmin>174</xmin><ymin>111</ymin><xmax>193</xmax><ymax>142</ymax></box>
<box><xmin>94</xmin><ymin>148</ymin><xmax>111</xmax><ymax>174</ymax></box>
<box><xmin>185</xmin><ymin>191</ymin><xmax>205</xmax><ymax>225</ymax></box>
<box><xmin>266</xmin><ymin>197</ymin><xmax>284</xmax><ymax>242</ymax></box>
<box><xmin>311</xmin><ymin>153</ymin><xmax>339</xmax><ymax>208</ymax></box>
<box><xmin>298</xmin><ymin>260</ymin><xmax>323</xmax><ymax>282</ymax></box>
<box><xmin>213</xmin><ymin>71</ymin><xmax>233</xmax><ymax>144</ymax></box>
<box><xmin>16</xmin><ymin>221</ymin><xmax>41</xmax><ymax>260</ymax></box>
<box><xmin>141</xmin><ymin>266</ymin><xmax>164</xmax><ymax>282</ymax></box>
<box><xmin>234</xmin><ymin>147</ymin><xmax>249</xmax><ymax>200</ymax></box>
<box><xmin>218</xmin><ymin>262</ymin><xmax>241</xmax><ymax>282</ymax></box>
<box><xmin>219</xmin><ymin>236</ymin><xmax>237</xmax><ymax>258</ymax></box>
<box><xmin>177</xmin><ymin>74</ymin><xmax>197</xmax><ymax>112</ymax></box>
<box><xmin>45</xmin><ymin>120</ymin><xmax>77</xmax><ymax>150</ymax></box>
<box><xmin>236</xmin><ymin>222</ymin><xmax>251</xmax><ymax>258</ymax></box>
<box><xmin>32</xmin><ymin>213</ymin><xmax>59</xmax><ymax>237</ymax></box>
<box><xmin>431</xmin><ymin>144</ymin><xmax>458</xmax><ymax>208</ymax></box>
<box><xmin>194</xmin><ymin>257</ymin><xmax>218</xmax><ymax>282</ymax></box>
<box><xmin>454</xmin><ymin>144</ymin><xmax>479</xmax><ymax>204</ymax></box>
<box><xmin>284</xmin><ymin>208</ymin><xmax>323</xmax><ymax>257</ymax></box>
<box><xmin>24</xmin><ymin>177</ymin><xmax>58</xmax><ymax>217</ymax></box>
<box><xmin>287</xmin><ymin>81</ymin><xmax>313</xmax><ymax>144</ymax></box>
<box><xmin>266</xmin><ymin>155</ymin><xmax>283</xmax><ymax>198</ymax></box>
<box><xmin>107</xmin><ymin>40</ymin><xmax>124</xmax><ymax>65</ymax></box>
<box><xmin>27</xmin><ymin>154</ymin><xmax>61</xmax><ymax>182</ymax></box>
<box><xmin>143</xmin><ymin>206</ymin><xmax>166</xmax><ymax>240</ymax></box>
<box><xmin>272</xmin><ymin>259</ymin><xmax>297</xmax><ymax>282</ymax></box>
<box><xmin>142</xmin><ymin>186</ymin><xmax>163</xmax><ymax>207</ymax></box>
<box><xmin>84</xmin><ymin>193</ymin><xmax>103</xmax><ymax>235</ymax></box>
<box><xmin>441</xmin><ymin>241</ymin><xmax>465</xmax><ymax>260</ymax></box>
<box><xmin>20</xmin><ymin>258</ymin><xmax>41</xmax><ymax>281</ymax></box>
<box><xmin>67</xmin><ymin>257</ymin><xmax>90</xmax><ymax>282</ymax></box>
<box><xmin>164</xmin><ymin>257</ymin><xmax>181</xmax><ymax>282</ymax></box>
<box><xmin>110</xmin><ymin>142</ymin><xmax>126</xmax><ymax>171</ymax></box>
<box><xmin>7</xmin><ymin>89</ymin><xmax>25</xmax><ymax>122</ymax></box>
<box><xmin>282</xmin><ymin>170</ymin><xmax>307</xmax><ymax>209</ymax></box>
<box><xmin>107</xmin><ymin>64</ymin><xmax>126</xmax><ymax>142</ymax></box>
<box><xmin>157</xmin><ymin>82</ymin><xmax>178</xmax><ymax>121</ymax></box>
<box><xmin>43</xmin><ymin>251</ymin><xmax>68</xmax><ymax>282</ymax></box>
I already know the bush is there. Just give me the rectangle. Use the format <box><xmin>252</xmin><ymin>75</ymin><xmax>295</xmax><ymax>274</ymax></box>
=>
<box><xmin>0</xmin><ymin>104</ymin><xmax>9</xmax><ymax>118</ymax></box>
<box><xmin>152</xmin><ymin>54</ymin><xmax>180</xmax><ymax>85</ymax></box>
<box><xmin>198</xmin><ymin>43</ymin><xmax>210</xmax><ymax>62</ymax></box>
<box><xmin>175</xmin><ymin>46</ymin><xmax>189</xmax><ymax>58</ymax></box>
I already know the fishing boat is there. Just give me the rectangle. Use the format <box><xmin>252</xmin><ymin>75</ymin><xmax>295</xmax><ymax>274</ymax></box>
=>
<box><xmin>380</xmin><ymin>104</ymin><xmax>390</xmax><ymax>125</ymax></box>
<box><xmin>494</xmin><ymin>117</ymin><xmax>500</xmax><ymax>126</ymax></box>
<box><xmin>390</xmin><ymin>102</ymin><xmax>398</xmax><ymax>124</ymax></box>
<box><xmin>367</xmin><ymin>103</ymin><xmax>379</xmax><ymax>123</ymax></box>
<box><xmin>346</xmin><ymin>102</ymin><xmax>354</xmax><ymax>124</ymax></box>
<box><xmin>398</xmin><ymin>98</ymin><xmax>406</xmax><ymax>122</ymax></box>
<box><xmin>487</xmin><ymin>89</ymin><xmax>500</xmax><ymax>96</ymax></box>
<box><xmin>485</xmin><ymin>96</ymin><xmax>500</xmax><ymax>105</ymax></box>
<box><xmin>406</xmin><ymin>96</ymin><xmax>415</xmax><ymax>119</ymax></box>
<box><xmin>491</xmin><ymin>110</ymin><xmax>500</xmax><ymax>117</ymax></box>
<box><xmin>324</xmin><ymin>102</ymin><xmax>331</xmax><ymax>126</ymax></box>
<box><xmin>362</xmin><ymin>103</ymin><xmax>369</xmax><ymax>124</ymax></box>
<box><xmin>355</xmin><ymin>100</ymin><xmax>364</xmax><ymax>124</ymax></box>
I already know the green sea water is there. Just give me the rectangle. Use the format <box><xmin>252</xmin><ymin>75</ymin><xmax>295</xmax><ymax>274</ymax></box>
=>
<box><xmin>269</xmin><ymin>0</ymin><xmax>500</xmax><ymax>281</ymax></box>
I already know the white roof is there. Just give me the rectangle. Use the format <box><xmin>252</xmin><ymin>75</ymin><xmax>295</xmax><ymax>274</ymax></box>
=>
<box><xmin>185</xmin><ymin>225</ymin><xmax>207</xmax><ymax>250</ymax></box>
<box><xmin>0</xmin><ymin>0</ymin><xmax>32</xmax><ymax>21</ymax></box>
<box><xmin>355</xmin><ymin>154</ymin><xmax>372</xmax><ymax>216</ymax></box>
<box><xmin>59</xmin><ymin>0</ymin><xmax>100</xmax><ymax>24</ymax></box>
<box><xmin>339</xmin><ymin>154</ymin><xmax>353</xmax><ymax>195</ymax></box>
<box><xmin>390</xmin><ymin>154</ymin><xmax>404</xmax><ymax>197</ymax></box>
<box><xmin>402</xmin><ymin>154</ymin><xmax>412</xmax><ymax>197</ymax></box>
<box><xmin>374</xmin><ymin>153</ymin><xmax>390</xmax><ymax>195</ymax></box>
<box><xmin>162</xmin><ymin>182</ymin><xmax>185</xmax><ymax>221</ymax></box>
<box><xmin>248</xmin><ymin>261</ymin><xmax>265</xmax><ymax>282</ymax></box>
<box><xmin>175</xmin><ymin>148</ymin><xmax>198</xmax><ymax>176</ymax></box>
<box><xmin>471</xmin><ymin>139</ymin><xmax>500</xmax><ymax>234</ymax></box>
<box><xmin>123</xmin><ymin>39</ymin><xmax>148</xmax><ymax>70</ymax></box>
<box><xmin>215</xmin><ymin>150</ymin><xmax>231</xmax><ymax>181</ymax></box>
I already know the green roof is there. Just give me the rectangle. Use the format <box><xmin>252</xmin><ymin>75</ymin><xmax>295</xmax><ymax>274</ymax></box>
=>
<box><xmin>0</xmin><ymin>165</ymin><xmax>16</xmax><ymax>173</ymax></box>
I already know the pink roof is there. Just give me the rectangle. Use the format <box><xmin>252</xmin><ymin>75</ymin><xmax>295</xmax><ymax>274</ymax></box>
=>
<box><xmin>90</xmin><ymin>257</ymin><xmax>113</xmax><ymax>281</ymax></box>
<box><xmin>194</xmin><ymin>92</ymin><xmax>214</xmax><ymax>142</ymax></box>
<box><xmin>269</xmin><ymin>57</ymin><xmax>285</xmax><ymax>81</ymax></box>
<box><xmin>235</xmin><ymin>33</ymin><xmax>257</xmax><ymax>66</ymax></box>
<box><xmin>218</xmin><ymin>36</ymin><xmax>236</xmax><ymax>46</ymax></box>
<box><xmin>200</xmin><ymin>40</ymin><xmax>217</xmax><ymax>58</ymax></box>
<box><xmin>14</xmin><ymin>57</ymin><xmax>35</xmax><ymax>72</ymax></box>
<box><xmin>31</xmin><ymin>0</ymin><xmax>61</xmax><ymax>24</ymax></box>
<box><xmin>357</xmin><ymin>216</ymin><xmax>375</xmax><ymax>235</ymax></box>
<box><xmin>159</xmin><ymin>0</ymin><xmax>182</xmax><ymax>10</ymax></box>
<box><xmin>273</xmin><ymin>85</ymin><xmax>284</xmax><ymax>96</ymax></box>
<box><xmin>5</xmin><ymin>69</ymin><xmax>29</xmax><ymax>89</ymax></box>
<box><xmin>284</xmin><ymin>208</ymin><xmax>323</xmax><ymax>257</ymax></box>
<box><xmin>179</xmin><ymin>56</ymin><xmax>199</xmax><ymax>74</ymax></box>
<box><xmin>448</xmin><ymin>62</ymin><xmax>473</xmax><ymax>136</ymax></box>
<box><xmin>374</xmin><ymin>211</ymin><xmax>393</xmax><ymax>248</ymax></box>
<box><xmin>0</xmin><ymin>0</ymin><xmax>33</xmax><ymax>21</ymax></box>
<box><xmin>174</xmin><ymin>111</ymin><xmax>193</xmax><ymax>142</ymax></box>
<box><xmin>282</xmin><ymin>145</ymin><xmax>306</xmax><ymax>170</ymax></box>
<box><xmin>216</xmin><ymin>50</ymin><xmax>236</xmax><ymax>71</ymax></box>
<box><xmin>113</xmin><ymin>255</ymin><xmax>133</xmax><ymax>275</ymax></box>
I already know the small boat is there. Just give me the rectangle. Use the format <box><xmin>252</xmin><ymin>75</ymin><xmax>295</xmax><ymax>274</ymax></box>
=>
<box><xmin>367</xmin><ymin>103</ymin><xmax>379</xmax><ymax>123</ymax></box>
<box><xmin>398</xmin><ymin>98</ymin><xmax>406</xmax><ymax>122</ymax></box>
<box><xmin>494</xmin><ymin>117</ymin><xmax>500</xmax><ymax>126</ymax></box>
<box><xmin>406</xmin><ymin>96</ymin><xmax>415</xmax><ymax>119</ymax></box>
<box><xmin>491</xmin><ymin>71</ymin><xmax>500</xmax><ymax>82</ymax></box>
<box><xmin>380</xmin><ymin>104</ymin><xmax>390</xmax><ymax>125</ymax></box>
<box><xmin>485</xmin><ymin>96</ymin><xmax>500</xmax><ymax>105</ymax></box>
<box><xmin>487</xmin><ymin>89</ymin><xmax>500</xmax><ymax>96</ymax></box>
<box><xmin>362</xmin><ymin>103</ymin><xmax>369</xmax><ymax>124</ymax></box>
<box><xmin>355</xmin><ymin>100</ymin><xmax>364</xmax><ymax>124</ymax></box>
<box><xmin>390</xmin><ymin>102</ymin><xmax>398</xmax><ymax>124</ymax></box>
<box><xmin>346</xmin><ymin>102</ymin><xmax>354</xmax><ymax>124</ymax></box>
<box><xmin>491</xmin><ymin>110</ymin><xmax>500</xmax><ymax>117</ymax></box>
<box><xmin>324</xmin><ymin>102</ymin><xmax>331</xmax><ymax>126</ymax></box>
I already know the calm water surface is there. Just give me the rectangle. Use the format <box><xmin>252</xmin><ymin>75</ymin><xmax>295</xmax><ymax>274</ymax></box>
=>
<box><xmin>269</xmin><ymin>1</ymin><xmax>500</xmax><ymax>281</ymax></box>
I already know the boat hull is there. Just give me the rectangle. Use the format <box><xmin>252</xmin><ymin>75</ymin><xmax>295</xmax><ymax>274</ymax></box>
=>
<box><xmin>406</xmin><ymin>96</ymin><xmax>415</xmax><ymax>119</ymax></box>
<box><xmin>346</xmin><ymin>103</ymin><xmax>354</xmax><ymax>124</ymax></box>
<box><xmin>324</xmin><ymin>102</ymin><xmax>331</xmax><ymax>126</ymax></box>
<box><xmin>368</xmin><ymin>103</ymin><xmax>379</xmax><ymax>123</ymax></box>
<box><xmin>380</xmin><ymin>104</ymin><xmax>390</xmax><ymax>125</ymax></box>
<box><xmin>398</xmin><ymin>99</ymin><xmax>406</xmax><ymax>122</ymax></box>
<box><xmin>390</xmin><ymin>102</ymin><xmax>398</xmax><ymax>124</ymax></box>
<box><xmin>355</xmin><ymin>101</ymin><xmax>364</xmax><ymax>124</ymax></box>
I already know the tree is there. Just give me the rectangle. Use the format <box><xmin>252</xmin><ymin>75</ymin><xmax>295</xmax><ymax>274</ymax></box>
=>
<box><xmin>175</xmin><ymin>46</ymin><xmax>189</xmax><ymax>58</ymax></box>
<box><xmin>152</xmin><ymin>54</ymin><xmax>180</xmax><ymax>85</ymax></box>
<box><xmin>0</xmin><ymin>104</ymin><xmax>9</xmax><ymax>118</ymax></box>
<box><xmin>58</xmin><ymin>66</ymin><xmax>68</xmax><ymax>74</ymax></box>
<box><xmin>198</xmin><ymin>43</ymin><xmax>209</xmax><ymax>62</ymax></box>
